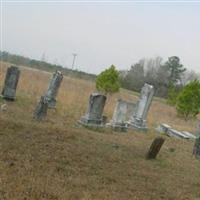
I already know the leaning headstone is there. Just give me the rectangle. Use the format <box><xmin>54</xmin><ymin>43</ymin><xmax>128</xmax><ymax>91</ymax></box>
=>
<box><xmin>33</xmin><ymin>96</ymin><xmax>48</xmax><ymax>121</ymax></box>
<box><xmin>146</xmin><ymin>137</ymin><xmax>165</xmax><ymax>159</ymax></box>
<box><xmin>79</xmin><ymin>93</ymin><xmax>107</xmax><ymax>126</ymax></box>
<box><xmin>1</xmin><ymin>66</ymin><xmax>20</xmax><ymax>100</ymax></box>
<box><xmin>108</xmin><ymin>99</ymin><xmax>136</xmax><ymax>131</ymax></box>
<box><xmin>193</xmin><ymin>123</ymin><xmax>200</xmax><ymax>159</ymax></box>
<box><xmin>128</xmin><ymin>83</ymin><xmax>154</xmax><ymax>131</ymax></box>
<box><xmin>45</xmin><ymin>71</ymin><xmax>63</xmax><ymax>108</ymax></box>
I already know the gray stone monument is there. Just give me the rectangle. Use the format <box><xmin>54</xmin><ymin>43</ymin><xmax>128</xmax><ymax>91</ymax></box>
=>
<box><xmin>44</xmin><ymin>71</ymin><xmax>63</xmax><ymax>108</ymax></box>
<box><xmin>79</xmin><ymin>93</ymin><xmax>107</xmax><ymax>126</ymax></box>
<box><xmin>33</xmin><ymin>96</ymin><xmax>48</xmax><ymax>121</ymax></box>
<box><xmin>108</xmin><ymin>99</ymin><xmax>136</xmax><ymax>131</ymax></box>
<box><xmin>1</xmin><ymin>66</ymin><xmax>20</xmax><ymax>100</ymax></box>
<box><xmin>128</xmin><ymin>83</ymin><xmax>154</xmax><ymax>131</ymax></box>
<box><xmin>193</xmin><ymin>123</ymin><xmax>200</xmax><ymax>159</ymax></box>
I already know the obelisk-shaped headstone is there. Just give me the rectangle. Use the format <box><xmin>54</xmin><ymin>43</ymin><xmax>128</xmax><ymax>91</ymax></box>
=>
<box><xmin>1</xmin><ymin>66</ymin><xmax>20</xmax><ymax>100</ymax></box>
<box><xmin>45</xmin><ymin>71</ymin><xmax>63</xmax><ymax>108</ymax></box>
<box><xmin>128</xmin><ymin>83</ymin><xmax>154</xmax><ymax>131</ymax></box>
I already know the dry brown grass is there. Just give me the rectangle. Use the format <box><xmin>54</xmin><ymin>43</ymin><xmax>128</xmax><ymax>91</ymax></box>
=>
<box><xmin>0</xmin><ymin>61</ymin><xmax>200</xmax><ymax>200</ymax></box>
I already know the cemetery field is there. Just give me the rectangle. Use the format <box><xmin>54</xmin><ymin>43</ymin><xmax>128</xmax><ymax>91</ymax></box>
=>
<box><xmin>0</xmin><ymin>61</ymin><xmax>200</xmax><ymax>200</ymax></box>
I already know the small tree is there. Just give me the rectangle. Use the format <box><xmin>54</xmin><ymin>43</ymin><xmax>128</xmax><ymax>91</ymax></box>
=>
<box><xmin>176</xmin><ymin>80</ymin><xmax>200</xmax><ymax>120</ymax></box>
<box><xmin>164</xmin><ymin>56</ymin><xmax>186</xmax><ymax>86</ymax></box>
<box><xmin>96</xmin><ymin>65</ymin><xmax>120</xmax><ymax>95</ymax></box>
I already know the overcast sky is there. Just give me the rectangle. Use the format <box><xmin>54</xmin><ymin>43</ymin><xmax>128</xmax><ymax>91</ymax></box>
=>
<box><xmin>1</xmin><ymin>1</ymin><xmax>200</xmax><ymax>74</ymax></box>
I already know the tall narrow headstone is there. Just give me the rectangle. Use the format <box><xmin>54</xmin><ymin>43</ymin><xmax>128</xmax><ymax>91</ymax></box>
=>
<box><xmin>1</xmin><ymin>66</ymin><xmax>20</xmax><ymax>100</ymax></box>
<box><xmin>33</xmin><ymin>96</ymin><xmax>48</xmax><ymax>121</ymax></box>
<box><xmin>45</xmin><ymin>71</ymin><xmax>63</xmax><ymax>108</ymax></box>
<box><xmin>108</xmin><ymin>99</ymin><xmax>136</xmax><ymax>131</ymax></box>
<box><xmin>128</xmin><ymin>83</ymin><xmax>154</xmax><ymax>131</ymax></box>
<box><xmin>193</xmin><ymin>123</ymin><xmax>200</xmax><ymax>159</ymax></box>
<box><xmin>79</xmin><ymin>93</ymin><xmax>107</xmax><ymax>126</ymax></box>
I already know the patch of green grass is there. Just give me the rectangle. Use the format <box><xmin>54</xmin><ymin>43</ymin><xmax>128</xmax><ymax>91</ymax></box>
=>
<box><xmin>0</xmin><ymin>95</ymin><xmax>4</xmax><ymax>103</ymax></box>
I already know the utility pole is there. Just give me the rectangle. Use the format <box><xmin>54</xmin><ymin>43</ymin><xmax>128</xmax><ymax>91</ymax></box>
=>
<box><xmin>71</xmin><ymin>53</ymin><xmax>77</xmax><ymax>70</ymax></box>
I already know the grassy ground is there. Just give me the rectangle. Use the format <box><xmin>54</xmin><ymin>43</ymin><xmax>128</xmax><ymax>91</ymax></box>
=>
<box><xmin>0</xmin><ymin>61</ymin><xmax>200</xmax><ymax>200</ymax></box>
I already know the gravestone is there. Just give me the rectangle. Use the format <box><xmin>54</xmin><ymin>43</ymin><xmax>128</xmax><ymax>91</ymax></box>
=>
<box><xmin>33</xmin><ymin>96</ymin><xmax>48</xmax><ymax>121</ymax></box>
<box><xmin>1</xmin><ymin>66</ymin><xmax>20</xmax><ymax>100</ymax></box>
<box><xmin>108</xmin><ymin>99</ymin><xmax>136</xmax><ymax>131</ymax></box>
<box><xmin>146</xmin><ymin>137</ymin><xmax>165</xmax><ymax>159</ymax></box>
<box><xmin>128</xmin><ymin>83</ymin><xmax>154</xmax><ymax>131</ymax></box>
<box><xmin>45</xmin><ymin>71</ymin><xmax>63</xmax><ymax>108</ymax></box>
<box><xmin>79</xmin><ymin>93</ymin><xmax>107</xmax><ymax>126</ymax></box>
<box><xmin>193</xmin><ymin>123</ymin><xmax>200</xmax><ymax>159</ymax></box>
<box><xmin>126</xmin><ymin>101</ymin><xmax>136</xmax><ymax>121</ymax></box>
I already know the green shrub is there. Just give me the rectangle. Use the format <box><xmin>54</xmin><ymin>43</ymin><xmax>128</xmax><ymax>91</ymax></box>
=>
<box><xmin>176</xmin><ymin>80</ymin><xmax>200</xmax><ymax>120</ymax></box>
<box><xmin>96</xmin><ymin>65</ymin><xmax>120</xmax><ymax>95</ymax></box>
<box><xmin>167</xmin><ymin>85</ymin><xmax>182</xmax><ymax>106</ymax></box>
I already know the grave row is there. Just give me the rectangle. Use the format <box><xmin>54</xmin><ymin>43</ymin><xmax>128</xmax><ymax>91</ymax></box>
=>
<box><xmin>1</xmin><ymin>65</ymin><xmax>200</xmax><ymax>159</ymax></box>
<box><xmin>1</xmin><ymin>65</ymin><xmax>154</xmax><ymax>131</ymax></box>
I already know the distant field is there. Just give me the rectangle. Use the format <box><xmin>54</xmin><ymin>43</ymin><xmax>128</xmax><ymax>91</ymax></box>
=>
<box><xmin>0</xmin><ymin>61</ymin><xmax>200</xmax><ymax>200</ymax></box>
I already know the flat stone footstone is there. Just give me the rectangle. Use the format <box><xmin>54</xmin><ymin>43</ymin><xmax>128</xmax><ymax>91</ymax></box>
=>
<box><xmin>146</xmin><ymin>137</ymin><xmax>165</xmax><ymax>159</ymax></box>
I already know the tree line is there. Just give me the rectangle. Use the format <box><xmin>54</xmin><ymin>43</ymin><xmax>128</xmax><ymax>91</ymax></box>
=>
<box><xmin>0</xmin><ymin>51</ymin><xmax>96</xmax><ymax>81</ymax></box>
<box><xmin>119</xmin><ymin>56</ymin><xmax>200</xmax><ymax>98</ymax></box>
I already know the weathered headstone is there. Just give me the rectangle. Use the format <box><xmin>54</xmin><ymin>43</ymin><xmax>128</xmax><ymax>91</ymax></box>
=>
<box><xmin>126</xmin><ymin>101</ymin><xmax>136</xmax><ymax>121</ymax></box>
<box><xmin>108</xmin><ymin>99</ymin><xmax>136</xmax><ymax>131</ymax></box>
<box><xmin>128</xmin><ymin>83</ymin><xmax>154</xmax><ymax>131</ymax></box>
<box><xmin>45</xmin><ymin>71</ymin><xmax>63</xmax><ymax>108</ymax></box>
<box><xmin>79</xmin><ymin>93</ymin><xmax>107</xmax><ymax>126</ymax></box>
<box><xmin>146</xmin><ymin>137</ymin><xmax>165</xmax><ymax>159</ymax></box>
<box><xmin>1</xmin><ymin>66</ymin><xmax>20</xmax><ymax>100</ymax></box>
<box><xmin>193</xmin><ymin>123</ymin><xmax>200</xmax><ymax>159</ymax></box>
<box><xmin>33</xmin><ymin>96</ymin><xmax>48</xmax><ymax>120</ymax></box>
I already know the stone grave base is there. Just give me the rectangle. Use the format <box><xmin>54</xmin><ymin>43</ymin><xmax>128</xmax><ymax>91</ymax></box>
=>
<box><xmin>78</xmin><ymin>116</ymin><xmax>107</xmax><ymax>128</ymax></box>
<box><xmin>0</xmin><ymin>94</ymin><xmax>15</xmax><ymax>101</ymax></box>
<box><xmin>128</xmin><ymin>123</ymin><xmax>148</xmax><ymax>132</ymax></box>
<box><xmin>106</xmin><ymin>122</ymin><xmax>128</xmax><ymax>132</ymax></box>
<box><xmin>127</xmin><ymin>118</ymin><xmax>148</xmax><ymax>132</ymax></box>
